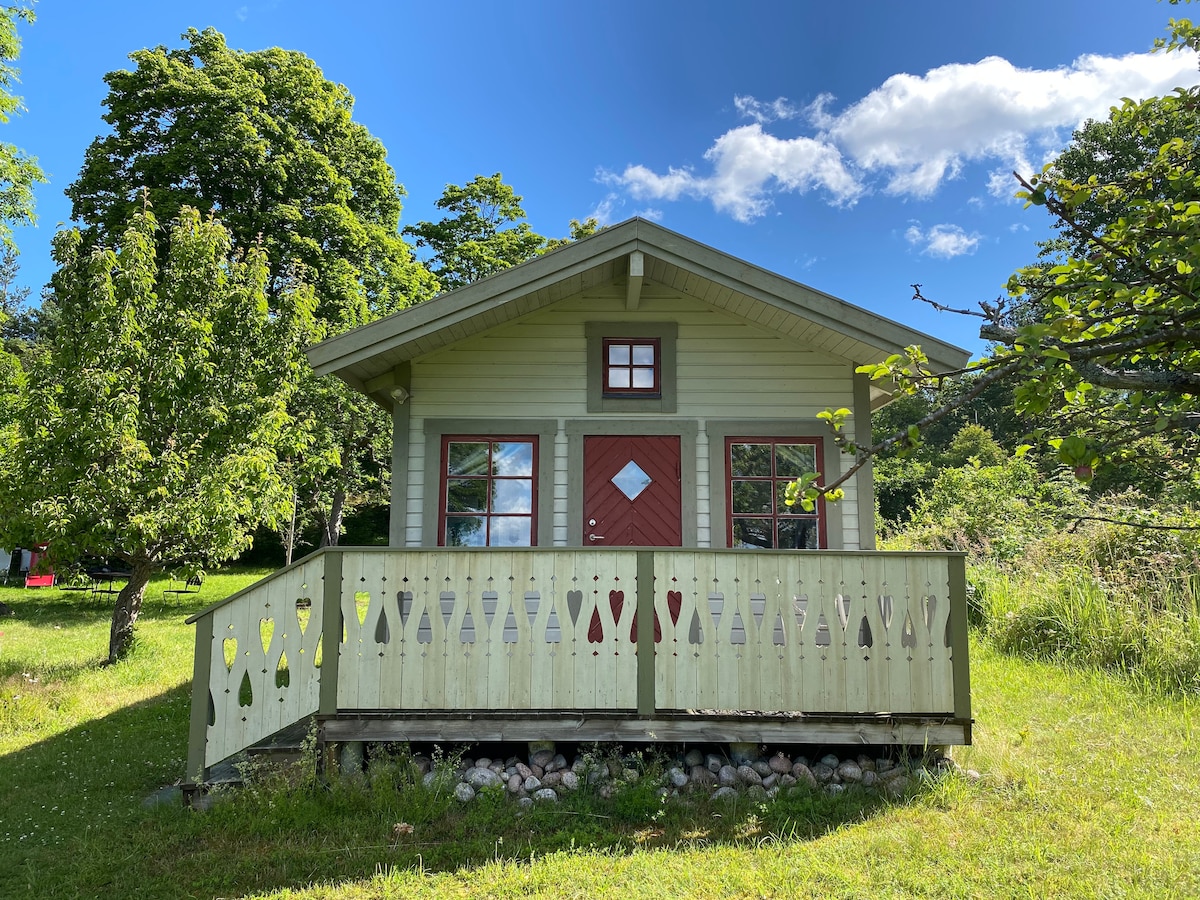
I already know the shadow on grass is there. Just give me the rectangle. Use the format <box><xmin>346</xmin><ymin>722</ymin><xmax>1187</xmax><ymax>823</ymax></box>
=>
<box><xmin>0</xmin><ymin>674</ymin><xmax>918</xmax><ymax>900</ymax></box>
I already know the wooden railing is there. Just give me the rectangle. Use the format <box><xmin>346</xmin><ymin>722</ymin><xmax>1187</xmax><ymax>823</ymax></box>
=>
<box><xmin>186</xmin><ymin>548</ymin><xmax>969</xmax><ymax>781</ymax></box>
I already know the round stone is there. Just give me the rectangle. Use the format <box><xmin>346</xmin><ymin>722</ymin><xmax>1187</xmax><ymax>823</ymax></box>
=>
<box><xmin>690</xmin><ymin>766</ymin><xmax>716</xmax><ymax>788</ymax></box>
<box><xmin>684</xmin><ymin>749</ymin><xmax>705</xmax><ymax>768</ymax></box>
<box><xmin>507</xmin><ymin>774</ymin><xmax>523</xmax><ymax>794</ymax></box>
<box><xmin>747</xmin><ymin>784</ymin><xmax>767</xmax><ymax>801</ymax></box>
<box><xmin>530</xmin><ymin>748</ymin><xmax>556</xmax><ymax>769</ymax></box>
<box><xmin>792</xmin><ymin>764</ymin><xmax>818</xmax><ymax>788</ymax></box>
<box><xmin>542</xmin><ymin>771</ymin><xmax>563</xmax><ymax>788</ymax></box>
<box><xmin>705</xmin><ymin>753</ymin><xmax>725</xmax><ymax>773</ymax></box>
<box><xmin>517</xmin><ymin>796</ymin><xmax>534</xmax><ymax>810</ymax></box>
<box><xmin>560</xmin><ymin>771</ymin><xmax>580</xmax><ymax>791</ymax></box>
<box><xmin>712</xmin><ymin>786</ymin><xmax>739</xmax><ymax>802</ymax></box>
<box><xmin>768</xmin><ymin>753</ymin><xmax>792</xmax><ymax>775</ymax></box>
<box><xmin>861</xmin><ymin>770</ymin><xmax>879</xmax><ymax>788</ymax></box>
<box><xmin>825</xmin><ymin>783</ymin><xmax>845</xmax><ymax>796</ymax></box>
<box><xmin>820</xmin><ymin>754</ymin><xmax>840</xmax><ymax>769</ymax></box>
<box><xmin>516</xmin><ymin>762</ymin><xmax>533</xmax><ymax>779</ymax></box>
<box><xmin>668</xmin><ymin>767</ymin><xmax>689</xmax><ymax>789</ymax></box>
<box><xmin>533</xmin><ymin>788</ymin><xmax>558</xmax><ymax>803</ymax></box>
<box><xmin>837</xmin><ymin>761</ymin><xmax>863</xmax><ymax>783</ymax></box>
<box><xmin>548</xmin><ymin>754</ymin><xmax>568</xmax><ymax>773</ymax></box>
<box><xmin>524</xmin><ymin>775</ymin><xmax>542</xmax><ymax>792</ymax></box>
<box><xmin>811</xmin><ymin>763</ymin><xmax>835</xmax><ymax>784</ymax></box>
<box><xmin>751</xmin><ymin>760</ymin><xmax>773</xmax><ymax>778</ymax></box>
<box><xmin>465</xmin><ymin>766</ymin><xmax>503</xmax><ymax>790</ymax></box>
<box><xmin>778</xmin><ymin>774</ymin><xmax>797</xmax><ymax>788</ymax></box>
<box><xmin>761</xmin><ymin>773</ymin><xmax>778</xmax><ymax>790</ymax></box>
<box><xmin>736</xmin><ymin>765</ymin><xmax>763</xmax><ymax>786</ymax></box>
<box><xmin>718</xmin><ymin>765</ymin><xmax>741</xmax><ymax>787</ymax></box>
<box><xmin>474</xmin><ymin>757</ymin><xmax>491</xmax><ymax>769</ymax></box>
<box><xmin>454</xmin><ymin>782</ymin><xmax>476</xmax><ymax>802</ymax></box>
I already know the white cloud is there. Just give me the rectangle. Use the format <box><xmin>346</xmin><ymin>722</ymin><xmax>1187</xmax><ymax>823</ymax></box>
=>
<box><xmin>604</xmin><ymin>48</ymin><xmax>1198</xmax><ymax>220</ymax></box>
<box><xmin>906</xmin><ymin>223</ymin><xmax>981</xmax><ymax>258</ymax></box>
<box><xmin>589</xmin><ymin>192</ymin><xmax>622</xmax><ymax>225</ymax></box>
<box><xmin>734</xmin><ymin>95</ymin><xmax>800</xmax><ymax>124</ymax></box>
<box><xmin>602</xmin><ymin>124</ymin><xmax>863</xmax><ymax>223</ymax></box>
<box><xmin>635</xmin><ymin>207</ymin><xmax>663</xmax><ymax>221</ymax></box>
<box><xmin>236</xmin><ymin>5</ymin><xmax>249</xmax><ymax>20</ymax></box>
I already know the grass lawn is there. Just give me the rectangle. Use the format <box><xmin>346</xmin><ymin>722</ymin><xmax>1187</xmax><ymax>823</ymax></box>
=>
<box><xmin>1</xmin><ymin>572</ymin><xmax>1197</xmax><ymax>899</ymax></box>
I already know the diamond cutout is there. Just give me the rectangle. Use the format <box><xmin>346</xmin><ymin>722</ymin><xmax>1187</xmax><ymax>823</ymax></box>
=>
<box><xmin>612</xmin><ymin>460</ymin><xmax>652</xmax><ymax>500</ymax></box>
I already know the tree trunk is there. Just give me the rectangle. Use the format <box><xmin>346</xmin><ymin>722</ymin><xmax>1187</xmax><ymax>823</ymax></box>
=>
<box><xmin>108</xmin><ymin>558</ymin><xmax>154</xmax><ymax>664</ymax></box>
<box><xmin>318</xmin><ymin>487</ymin><xmax>346</xmax><ymax>548</ymax></box>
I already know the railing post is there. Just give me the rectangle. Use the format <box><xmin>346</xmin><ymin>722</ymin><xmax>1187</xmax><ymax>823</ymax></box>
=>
<box><xmin>947</xmin><ymin>553</ymin><xmax>972</xmax><ymax>729</ymax></box>
<box><xmin>636</xmin><ymin>551</ymin><xmax>655</xmax><ymax>717</ymax></box>
<box><xmin>319</xmin><ymin>550</ymin><xmax>343</xmax><ymax>716</ymax></box>
<box><xmin>185</xmin><ymin>612</ymin><xmax>214</xmax><ymax>786</ymax></box>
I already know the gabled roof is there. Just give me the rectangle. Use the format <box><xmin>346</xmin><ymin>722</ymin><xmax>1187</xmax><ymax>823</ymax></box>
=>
<box><xmin>308</xmin><ymin>217</ymin><xmax>970</xmax><ymax>396</ymax></box>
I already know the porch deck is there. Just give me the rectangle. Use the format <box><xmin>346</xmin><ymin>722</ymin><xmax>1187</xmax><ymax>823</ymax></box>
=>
<box><xmin>184</xmin><ymin>548</ymin><xmax>971</xmax><ymax>784</ymax></box>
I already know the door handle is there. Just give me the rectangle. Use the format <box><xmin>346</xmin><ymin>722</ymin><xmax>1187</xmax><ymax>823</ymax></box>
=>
<box><xmin>588</xmin><ymin>533</ymin><xmax>606</xmax><ymax>542</ymax></box>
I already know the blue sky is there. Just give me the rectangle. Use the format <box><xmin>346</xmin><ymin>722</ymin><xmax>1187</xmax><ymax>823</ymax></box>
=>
<box><xmin>6</xmin><ymin>0</ymin><xmax>1198</xmax><ymax>353</ymax></box>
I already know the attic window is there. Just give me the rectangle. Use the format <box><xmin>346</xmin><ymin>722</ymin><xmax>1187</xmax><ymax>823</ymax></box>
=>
<box><xmin>603</xmin><ymin>338</ymin><xmax>660</xmax><ymax>396</ymax></box>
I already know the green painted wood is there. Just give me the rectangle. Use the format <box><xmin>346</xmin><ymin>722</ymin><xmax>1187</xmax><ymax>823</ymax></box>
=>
<box><xmin>319</xmin><ymin>550</ymin><xmax>343</xmax><ymax>716</ymax></box>
<box><xmin>947</xmin><ymin>553</ymin><xmax>973</xmax><ymax>723</ymax></box>
<box><xmin>636</xmin><ymin>551</ymin><xmax>655</xmax><ymax>716</ymax></box>
<box><xmin>852</xmin><ymin>371</ymin><xmax>876</xmax><ymax>551</ymax></box>
<box><xmin>185</xmin><ymin>612</ymin><xmax>214</xmax><ymax>785</ymax></box>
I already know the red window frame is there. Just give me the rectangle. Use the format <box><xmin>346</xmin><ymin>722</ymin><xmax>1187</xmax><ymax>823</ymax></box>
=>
<box><xmin>726</xmin><ymin>437</ymin><xmax>826</xmax><ymax>549</ymax></box>
<box><xmin>439</xmin><ymin>435</ymin><xmax>538</xmax><ymax>547</ymax></box>
<box><xmin>602</xmin><ymin>337</ymin><xmax>661</xmax><ymax>397</ymax></box>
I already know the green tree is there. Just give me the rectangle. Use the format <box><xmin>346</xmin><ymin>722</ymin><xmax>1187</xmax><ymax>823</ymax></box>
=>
<box><xmin>65</xmin><ymin>28</ymin><xmax>438</xmax><ymax>547</ymax></box>
<box><xmin>404</xmin><ymin>174</ymin><xmax>548</xmax><ymax>290</ymax></box>
<box><xmin>0</xmin><ymin>4</ymin><xmax>43</xmax><ymax>245</ymax></box>
<box><xmin>1</xmin><ymin>207</ymin><xmax>314</xmax><ymax>662</ymax></box>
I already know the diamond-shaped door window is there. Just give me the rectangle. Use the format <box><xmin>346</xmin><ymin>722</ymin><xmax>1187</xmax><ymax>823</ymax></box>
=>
<box><xmin>612</xmin><ymin>460</ymin><xmax>652</xmax><ymax>500</ymax></box>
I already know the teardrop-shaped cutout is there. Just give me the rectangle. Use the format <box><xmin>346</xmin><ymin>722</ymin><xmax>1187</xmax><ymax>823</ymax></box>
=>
<box><xmin>772</xmin><ymin>612</ymin><xmax>786</xmax><ymax>646</ymax></box>
<box><xmin>945</xmin><ymin>608</ymin><xmax>953</xmax><ymax>648</ymax></box>
<box><xmin>295</xmin><ymin>598</ymin><xmax>311</xmax><ymax>635</ymax></box>
<box><xmin>503</xmin><ymin>606</ymin><xmax>519</xmax><ymax>643</ymax></box>
<box><xmin>525</xmin><ymin>591</ymin><xmax>540</xmax><ymax>626</ymax></box>
<box><xmin>793</xmin><ymin>595</ymin><xmax>808</xmax><ymax>629</ymax></box>
<box><xmin>923</xmin><ymin>594</ymin><xmax>938</xmax><ymax>630</ymax></box>
<box><xmin>688</xmin><ymin>608</ymin><xmax>703</xmax><ymax>645</ymax></box>
<box><xmin>207</xmin><ymin>689</ymin><xmax>216</xmax><ymax>727</ymax></box>
<box><xmin>667</xmin><ymin>590</ymin><xmax>682</xmax><ymax>625</ymax></box>
<box><xmin>708</xmin><ymin>593</ymin><xmax>724</xmax><ymax>628</ymax></box>
<box><xmin>750</xmin><ymin>594</ymin><xmax>766</xmax><ymax>629</ymax></box>
<box><xmin>566</xmin><ymin>590</ymin><xmax>583</xmax><ymax>625</ymax></box>
<box><xmin>901</xmin><ymin>611</ymin><xmax>917</xmax><ymax>649</ymax></box>
<box><xmin>815</xmin><ymin>612</ymin><xmax>831</xmax><ymax>647</ymax></box>
<box><xmin>375</xmin><ymin>607</ymin><xmax>390</xmax><ymax>645</ymax></box>
<box><xmin>223</xmin><ymin>637</ymin><xmax>238</xmax><ymax>672</ymax></box>
<box><xmin>836</xmin><ymin>595</ymin><xmax>851</xmax><ymax>631</ymax></box>
<box><xmin>460</xmin><ymin>609</ymin><xmax>476</xmax><ymax>643</ymax></box>
<box><xmin>276</xmin><ymin>650</ymin><xmax>291</xmax><ymax>688</ymax></box>
<box><xmin>438</xmin><ymin>591</ymin><xmax>455</xmax><ymax>626</ymax></box>
<box><xmin>417</xmin><ymin>609</ymin><xmax>432</xmax><ymax>644</ymax></box>
<box><xmin>858</xmin><ymin>615</ymin><xmax>873</xmax><ymax>649</ymax></box>
<box><xmin>587</xmin><ymin>606</ymin><xmax>604</xmax><ymax>643</ymax></box>
<box><xmin>545</xmin><ymin>606</ymin><xmax>561</xmax><ymax>643</ymax></box>
<box><xmin>729</xmin><ymin>609</ymin><xmax>747</xmax><ymax>644</ymax></box>
<box><xmin>238</xmin><ymin>670</ymin><xmax>253</xmax><ymax>708</ymax></box>
<box><xmin>354</xmin><ymin>591</ymin><xmax>371</xmax><ymax>625</ymax></box>
<box><xmin>313</xmin><ymin>634</ymin><xmax>324</xmax><ymax>669</ymax></box>
<box><xmin>482</xmin><ymin>591</ymin><xmax>499</xmax><ymax>627</ymax></box>
<box><xmin>878</xmin><ymin>594</ymin><xmax>894</xmax><ymax>628</ymax></box>
<box><xmin>609</xmin><ymin>590</ymin><xmax>624</xmax><ymax>622</ymax></box>
<box><xmin>259</xmin><ymin>618</ymin><xmax>273</xmax><ymax>656</ymax></box>
<box><xmin>398</xmin><ymin>591</ymin><xmax>413</xmax><ymax>626</ymax></box>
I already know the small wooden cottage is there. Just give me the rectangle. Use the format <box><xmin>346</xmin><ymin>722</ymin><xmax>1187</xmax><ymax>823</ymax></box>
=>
<box><xmin>185</xmin><ymin>219</ymin><xmax>973</xmax><ymax>785</ymax></box>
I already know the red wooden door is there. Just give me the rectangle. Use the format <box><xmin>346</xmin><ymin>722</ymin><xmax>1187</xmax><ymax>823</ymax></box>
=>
<box><xmin>583</xmin><ymin>435</ymin><xmax>682</xmax><ymax>546</ymax></box>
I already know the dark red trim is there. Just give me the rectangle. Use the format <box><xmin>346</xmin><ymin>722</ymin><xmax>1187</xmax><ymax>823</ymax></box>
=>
<box><xmin>601</xmin><ymin>337</ymin><xmax>661</xmax><ymax>397</ymax></box>
<box><xmin>724</xmin><ymin>437</ymin><xmax>826</xmax><ymax>550</ymax></box>
<box><xmin>438</xmin><ymin>435</ymin><xmax>539</xmax><ymax>547</ymax></box>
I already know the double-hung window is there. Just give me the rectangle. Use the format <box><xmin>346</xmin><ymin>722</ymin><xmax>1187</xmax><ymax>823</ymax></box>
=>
<box><xmin>727</xmin><ymin>437</ymin><xmax>824</xmax><ymax>549</ymax></box>
<box><xmin>440</xmin><ymin>437</ymin><xmax>537</xmax><ymax>546</ymax></box>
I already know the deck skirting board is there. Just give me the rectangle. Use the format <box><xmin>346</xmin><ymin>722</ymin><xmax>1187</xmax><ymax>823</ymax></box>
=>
<box><xmin>318</xmin><ymin>710</ymin><xmax>971</xmax><ymax>746</ymax></box>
